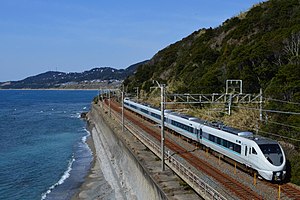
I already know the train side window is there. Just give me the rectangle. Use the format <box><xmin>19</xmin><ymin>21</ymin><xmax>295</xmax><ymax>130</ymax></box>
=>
<box><xmin>245</xmin><ymin>146</ymin><xmax>247</xmax><ymax>156</ymax></box>
<box><xmin>209</xmin><ymin>134</ymin><xmax>215</xmax><ymax>142</ymax></box>
<box><xmin>222</xmin><ymin>140</ymin><xmax>228</xmax><ymax>148</ymax></box>
<box><xmin>233</xmin><ymin>144</ymin><xmax>241</xmax><ymax>154</ymax></box>
<box><xmin>252</xmin><ymin>147</ymin><xmax>257</xmax><ymax>155</ymax></box>
<box><xmin>216</xmin><ymin>137</ymin><xmax>221</xmax><ymax>145</ymax></box>
<box><xmin>228</xmin><ymin>141</ymin><xmax>234</xmax><ymax>150</ymax></box>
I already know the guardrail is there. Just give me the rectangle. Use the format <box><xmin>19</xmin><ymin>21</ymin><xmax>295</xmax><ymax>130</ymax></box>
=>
<box><xmin>99</xmin><ymin>102</ymin><xmax>227</xmax><ymax>200</ymax></box>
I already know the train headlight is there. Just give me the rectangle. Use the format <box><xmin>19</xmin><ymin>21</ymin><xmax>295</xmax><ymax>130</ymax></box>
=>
<box><xmin>282</xmin><ymin>171</ymin><xmax>286</xmax><ymax>179</ymax></box>
<box><xmin>276</xmin><ymin>172</ymin><xmax>281</xmax><ymax>177</ymax></box>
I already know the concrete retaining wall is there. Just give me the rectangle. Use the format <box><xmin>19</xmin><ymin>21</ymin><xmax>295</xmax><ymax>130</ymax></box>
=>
<box><xmin>88</xmin><ymin>104</ymin><xmax>167</xmax><ymax>200</ymax></box>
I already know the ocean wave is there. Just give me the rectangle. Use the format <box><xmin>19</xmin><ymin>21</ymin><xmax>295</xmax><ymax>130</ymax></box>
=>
<box><xmin>81</xmin><ymin>128</ymin><xmax>91</xmax><ymax>143</ymax></box>
<box><xmin>70</xmin><ymin>112</ymin><xmax>81</xmax><ymax>118</ymax></box>
<box><xmin>82</xmin><ymin>135</ymin><xmax>87</xmax><ymax>143</ymax></box>
<box><xmin>41</xmin><ymin>156</ymin><xmax>75</xmax><ymax>200</ymax></box>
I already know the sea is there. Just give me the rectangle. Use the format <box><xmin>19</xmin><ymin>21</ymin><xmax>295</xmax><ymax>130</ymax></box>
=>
<box><xmin>0</xmin><ymin>90</ymin><xmax>99</xmax><ymax>200</ymax></box>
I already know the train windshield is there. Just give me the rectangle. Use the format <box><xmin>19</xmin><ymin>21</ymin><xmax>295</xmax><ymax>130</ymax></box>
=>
<box><xmin>259</xmin><ymin>144</ymin><xmax>281</xmax><ymax>154</ymax></box>
<box><xmin>258</xmin><ymin>144</ymin><xmax>283</xmax><ymax>166</ymax></box>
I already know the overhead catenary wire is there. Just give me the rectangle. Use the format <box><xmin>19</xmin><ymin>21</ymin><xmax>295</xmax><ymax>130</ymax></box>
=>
<box><xmin>264</xmin><ymin>97</ymin><xmax>300</xmax><ymax>106</ymax></box>
<box><xmin>228</xmin><ymin>123</ymin><xmax>300</xmax><ymax>143</ymax></box>
<box><xmin>231</xmin><ymin>105</ymin><xmax>300</xmax><ymax>115</ymax></box>
<box><xmin>162</xmin><ymin>92</ymin><xmax>300</xmax><ymax>144</ymax></box>
<box><xmin>185</xmin><ymin>107</ymin><xmax>300</xmax><ymax>144</ymax></box>
<box><xmin>261</xmin><ymin>119</ymin><xmax>300</xmax><ymax>130</ymax></box>
<box><xmin>256</xmin><ymin>129</ymin><xmax>300</xmax><ymax>143</ymax></box>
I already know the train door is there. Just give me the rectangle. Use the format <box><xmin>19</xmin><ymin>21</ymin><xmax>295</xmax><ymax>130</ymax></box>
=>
<box><xmin>248</xmin><ymin>146</ymin><xmax>258</xmax><ymax>167</ymax></box>
<box><xmin>243</xmin><ymin>144</ymin><xmax>249</xmax><ymax>162</ymax></box>
<box><xmin>196</xmin><ymin>126</ymin><xmax>203</xmax><ymax>143</ymax></box>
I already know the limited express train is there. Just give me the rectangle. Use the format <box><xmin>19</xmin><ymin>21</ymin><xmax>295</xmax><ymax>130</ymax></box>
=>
<box><xmin>124</xmin><ymin>98</ymin><xmax>286</xmax><ymax>181</ymax></box>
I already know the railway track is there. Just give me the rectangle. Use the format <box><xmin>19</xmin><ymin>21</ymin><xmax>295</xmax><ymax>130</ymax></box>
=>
<box><xmin>265</xmin><ymin>182</ymin><xmax>300</xmax><ymax>200</ymax></box>
<box><xmin>106</xmin><ymin>100</ymin><xmax>263</xmax><ymax>200</ymax></box>
<box><xmin>281</xmin><ymin>184</ymin><xmax>300</xmax><ymax>199</ymax></box>
<box><xmin>103</xmin><ymin>99</ymin><xmax>300</xmax><ymax>199</ymax></box>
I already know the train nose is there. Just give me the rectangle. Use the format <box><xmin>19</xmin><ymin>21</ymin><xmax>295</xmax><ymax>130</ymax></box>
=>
<box><xmin>273</xmin><ymin>171</ymin><xmax>286</xmax><ymax>181</ymax></box>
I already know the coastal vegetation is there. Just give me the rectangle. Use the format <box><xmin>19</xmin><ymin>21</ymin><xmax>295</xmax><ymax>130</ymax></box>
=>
<box><xmin>124</xmin><ymin>0</ymin><xmax>300</xmax><ymax>185</ymax></box>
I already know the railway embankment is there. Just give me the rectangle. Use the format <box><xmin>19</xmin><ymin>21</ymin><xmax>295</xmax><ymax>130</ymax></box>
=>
<box><xmin>84</xmin><ymin>103</ymin><xmax>200</xmax><ymax>200</ymax></box>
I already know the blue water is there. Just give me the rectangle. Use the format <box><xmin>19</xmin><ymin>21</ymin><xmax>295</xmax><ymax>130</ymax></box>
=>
<box><xmin>0</xmin><ymin>90</ymin><xmax>98</xmax><ymax>200</ymax></box>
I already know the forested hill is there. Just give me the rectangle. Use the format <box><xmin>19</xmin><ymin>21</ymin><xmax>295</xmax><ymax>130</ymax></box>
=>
<box><xmin>124</xmin><ymin>0</ymin><xmax>300</xmax><ymax>101</ymax></box>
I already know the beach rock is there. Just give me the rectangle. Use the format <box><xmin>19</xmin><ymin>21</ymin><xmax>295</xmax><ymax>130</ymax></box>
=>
<box><xmin>80</xmin><ymin>112</ymin><xmax>88</xmax><ymax>119</ymax></box>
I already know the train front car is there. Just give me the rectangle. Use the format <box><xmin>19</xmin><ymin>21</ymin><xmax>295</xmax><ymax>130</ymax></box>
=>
<box><xmin>253</xmin><ymin>138</ymin><xmax>286</xmax><ymax>181</ymax></box>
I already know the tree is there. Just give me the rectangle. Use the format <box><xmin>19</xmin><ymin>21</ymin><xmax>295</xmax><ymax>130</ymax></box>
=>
<box><xmin>283</xmin><ymin>32</ymin><xmax>300</xmax><ymax>65</ymax></box>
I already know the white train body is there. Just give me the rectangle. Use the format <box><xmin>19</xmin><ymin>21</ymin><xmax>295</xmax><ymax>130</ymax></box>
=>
<box><xmin>124</xmin><ymin>98</ymin><xmax>286</xmax><ymax>181</ymax></box>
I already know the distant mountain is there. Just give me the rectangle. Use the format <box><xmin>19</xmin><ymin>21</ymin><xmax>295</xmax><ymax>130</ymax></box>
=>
<box><xmin>0</xmin><ymin>61</ymin><xmax>148</xmax><ymax>89</ymax></box>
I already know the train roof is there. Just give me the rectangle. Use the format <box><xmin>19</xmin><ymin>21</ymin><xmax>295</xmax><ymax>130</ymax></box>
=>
<box><xmin>190</xmin><ymin>118</ymin><xmax>208</xmax><ymax>124</ymax></box>
<box><xmin>126</xmin><ymin>98</ymin><xmax>254</xmax><ymax>137</ymax></box>
<box><xmin>252</xmin><ymin>136</ymin><xmax>278</xmax><ymax>145</ymax></box>
<box><xmin>126</xmin><ymin>98</ymin><xmax>171</xmax><ymax>113</ymax></box>
<box><xmin>221</xmin><ymin>126</ymin><xmax>253</xmax><ymax>137</ymax></box>
<box><xmin>169</xmin><ymin>112</ymin><xmax>198</xmax><ymax>121</ymax></box>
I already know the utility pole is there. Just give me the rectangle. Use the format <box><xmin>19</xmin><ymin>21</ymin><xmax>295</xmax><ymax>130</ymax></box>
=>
<box><xmin>122</xmin><ymin>86</ymin><xmax>124</xmax><ymax>132</ymax></box>
<box><xmin>109</xmin><ymin>89</ymin><xmax>111</xmax><ymax>117</ymax></box>
<box><xmin>98</xmin><ymin>89</ymin><xmax>100</xmax><ymax>105</ymax></box>
<box><xmin>154</xmin><ymin>80</ymin><xmax>166</xmax><ymax>171</ymax></box>
<box><xmin>228</xmin><ymin>93</ymin><xmax>232</xmax><ymax>115</ymax></box>
<box><xmin>160</xmin><ymin>84</ymin><xmax>165</xmax><ymax>171</ymax></box>
<box><xmin>134</xmin><ymin>87</ymin><xmax>139</xmax><ymax>100</ymax></box>
<box><xmin>100</xmin><ymin>88</ymin><xmax>104</xmax><ymax>109</ymax></box>
<box><xmin>259</xmin><ymin>88</ymin><xmax>263</xmax><ymax>121</ymax></box>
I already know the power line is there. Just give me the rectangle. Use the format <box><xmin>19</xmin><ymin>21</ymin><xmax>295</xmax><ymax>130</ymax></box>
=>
<box><xmin>230</xmin><ymin>123</ymin><xmax>300</xmax><ymax>143</ymax></box>
<box><xmin>261</xmin><ymin>119</ymin><xmax>300</xmax><ymax>129</ymax></box>
<box><xmin>179</xmin><ymin>107</ymin><xmax>300</xmax><ymax>144</ymax></box>
<box><xmin>257</xmin><ymin>129</ymin><xmax>300</xmax><ymax>142</ymax></box>
<box><xmin>231</xmin><ymin>105</ymin><xmax>300</xmax><ymax>115</ymax></box>
<box><xmin>264</xmin><ymin>97</ymin><xmax>300</xmax><ymax>105</ymax></box>
<box><xmin>199</xmin><ymin>112</ymin><xmax>300</xmax><ymax>143</ymax></box>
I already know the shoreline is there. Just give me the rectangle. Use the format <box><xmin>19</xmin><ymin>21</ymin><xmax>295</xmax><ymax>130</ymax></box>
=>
<box><xmin>72</xmin><ymin>123</ymin><xmax>97</xmax><ymax>200</ymax></box>
<box><xmin>0</xmin><ymin>88</ymin><xmax>100</xmax><ymax>91</ymax></box>
<box><xmin>72</xmin><ymin>123</ymin><xmax>112</xmax><ymax>200</ymax></box>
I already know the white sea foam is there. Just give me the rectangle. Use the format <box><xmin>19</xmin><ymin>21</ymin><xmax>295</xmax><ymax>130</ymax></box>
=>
<box><xmin>70</xmin><ymin>112</ymin><xmax>81</xmax><ymax>118</ymax></box>
<box><xmin>41</xmin><ymin>156</ymin><xmax>75</xmax><ymax>200</ymax></box>
<box><xmin>82</xmin><ymin>135</ymin><xmax>87</xmax><ymax>143</ymax></box>
<box><xmin>81</xmin><ymin>129</ymin><xmax>92</xmax><ymax>155</ymax></box>
<box><xmin>82</xmin><ymin>128</ymin><xmax>90</xmax><ymax>142</ymax></box>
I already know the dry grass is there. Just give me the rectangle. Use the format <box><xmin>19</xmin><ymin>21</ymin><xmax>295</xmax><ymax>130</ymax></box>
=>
<box><xmin>139</xmin><ymin>92</ymin><xmax>260</xmax><ymax>132</ymax></box>
<box><xmin>185</xmin><ymin>104</ymin><xmax>260</xmax><ymax>132</ymax></box>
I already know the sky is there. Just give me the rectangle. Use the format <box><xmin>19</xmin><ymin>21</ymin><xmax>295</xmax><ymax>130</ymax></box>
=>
<box><xmin>0</xmin><ymin>0</ymin><xmax>264</xmax><ymax>82</ymax></box>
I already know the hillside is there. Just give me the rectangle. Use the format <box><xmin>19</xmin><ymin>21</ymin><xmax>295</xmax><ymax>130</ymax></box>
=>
<box><xmin>124</xmin><ymin>0</ymin><xmax>300</xmax><ymax>184</ymax></box>
<box><xmin>0</xmin><ymin>61</ymin><xmax>148</xmax><ymax>89</ymax></box>
<box><xmin>124</xmin><ymin>0</ymin><xmax>299</xmax><ymax>96</ymax></box>
<box><xmin>124</xmin><ymin>0</ymin><xmax>300</xmax><ymax>138</ymax></box>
